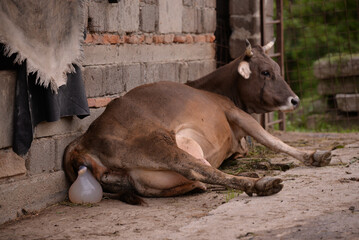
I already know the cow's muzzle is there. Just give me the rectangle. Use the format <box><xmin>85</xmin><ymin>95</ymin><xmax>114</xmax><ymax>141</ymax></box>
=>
<box><xmin>278</xmin><ymin>96</ymin><xmax>300</xmax><ymax>112</ymax></box>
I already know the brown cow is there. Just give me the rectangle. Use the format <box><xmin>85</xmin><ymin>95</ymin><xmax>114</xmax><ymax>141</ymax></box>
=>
<box><xmin>63</xmin><ymin>40</ymin><xmax>331</xmax><ymax>204</ymax></box>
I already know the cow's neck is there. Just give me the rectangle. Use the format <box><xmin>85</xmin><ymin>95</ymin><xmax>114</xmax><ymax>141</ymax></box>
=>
<box><xmin>186</xmin><ymin>59</ymin><xmax>247</xmax><ymax>111</ymax></box>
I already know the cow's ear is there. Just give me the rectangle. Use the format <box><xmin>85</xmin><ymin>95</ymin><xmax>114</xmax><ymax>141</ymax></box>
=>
<box><xmin>238</xmin><ymin>61</ymin><xmax>251</xmax><ymax>79</ymax></box>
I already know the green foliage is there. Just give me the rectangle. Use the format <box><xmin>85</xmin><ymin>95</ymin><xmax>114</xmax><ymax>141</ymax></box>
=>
<box><xmin>283</xmin><ymin>0</ymin><xmax>359</xmax><ymax>98</ymax></box>
<box><xmin>225</xmin><ymin>188</ymin><xmax>243</xmax><ymax>202</ymax></box>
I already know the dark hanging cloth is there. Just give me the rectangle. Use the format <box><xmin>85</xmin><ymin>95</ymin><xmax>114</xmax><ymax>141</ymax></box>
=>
<box><xmin>0</xmin><ymin>44</ymin><xmax>90</xmax><ymax>155</ymax></box>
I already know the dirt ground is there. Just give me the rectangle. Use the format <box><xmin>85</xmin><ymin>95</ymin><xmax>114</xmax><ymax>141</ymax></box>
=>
<box><xmin>1</xmin><ymin>131</ymin><xmax>359</xmax><ymax>240</ymax></box>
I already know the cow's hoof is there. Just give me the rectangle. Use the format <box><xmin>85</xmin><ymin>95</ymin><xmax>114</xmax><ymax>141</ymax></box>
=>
<box><xmin>248</xmin><ymin>177</ymin><xmax>283</xmax><ymax>196</ymax></box>
<box><xmin>311</xmin><ymin>150</ymin><xmax>331</xmax><ymax>167</ymax></box>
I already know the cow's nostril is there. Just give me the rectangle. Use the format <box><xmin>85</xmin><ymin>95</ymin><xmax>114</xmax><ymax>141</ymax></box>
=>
<box><xmin>291</xmin><ymin>97</ymin><xmax>299</xmax><ymax>106</ymax></box>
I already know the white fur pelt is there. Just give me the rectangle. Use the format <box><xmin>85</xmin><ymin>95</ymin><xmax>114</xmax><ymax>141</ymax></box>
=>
<box><xmin>0</xmin><ymin>0</ymin><xmax>84</xmax><ymax>92</ymax></box>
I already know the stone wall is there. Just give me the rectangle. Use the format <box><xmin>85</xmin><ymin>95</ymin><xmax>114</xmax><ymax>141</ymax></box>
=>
<box><xmin>228</xmin><ymin>0</ymin><xmax>261</xmax><ymax>58</ymax></box>
<box><xmin>0</xmin><ymin>0</ymin><xmax>216</xmax><ymax>224</ymax></box>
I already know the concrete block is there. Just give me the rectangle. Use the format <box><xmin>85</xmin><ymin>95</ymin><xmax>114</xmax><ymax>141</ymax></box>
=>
<box><xmin>141</xmin><ymin>0</ymin><xmax>158</xmax><ymax>4</ymax></box>
<box><xmin>204</xmin><ymin>0</ymin><xmax>216</xmax><ymax>8</ymax></box>
<box><xmin>27</xmin><ymin>137</ymin><xmax>56</xmax><ymax>175</ymax></box>
<box><xmin>336</xmin><ymin>94</ymin><xmax>359</xmax><ymax>112</ymax></box>
<box><xmin>314</xmin><ymin>55</ymin><xmax>359</xmax><ymax>80</ymax></box>
<box><xmin>158</xmin><ymin>0</ymin><xmax>182</xmax><ymax>33</ymax></box>
<box><xmin>202</xmin><ymin>8</ymin><xmax>216</xmax><ymax>33</ymax></box>
<box><xmin>144</xmin><ymin>62</ymin><xmax>178</xmax><ymax>83</ymax></box>
<box><xmin>230</xmin><ymin>15</ymin><xmax>261</xmax><ymax>34</ymax></box>
<box><xmin>84</xmin><ymin>65</ymin><xmax>125</xmax><ymax>97</ymax></box>
<box><xmin>140</xmin><ymin>4</ymin><xmax>157</xmax><ymax>32</ymax></box>
<box><xmin>0</xmin><ymin>71</ymin><xmax>16</xmax><ymax>149</ymax></box>
<box><xmin>123</xmin><ymin>64</ymin><xmax>144</xmax><ymax>92</ymax></box>
<box><xmin>317</xmin><ymin>77</ymin><xmax>359</xmax><ymax>95</ymax></box>
<box><xmin>196</xmin><ymin>8</ymin><xmax>203</xmax><ymax>33</ymax></box>
<box><xmin>88</xmin><ymin>0</ymin><xmax>107</xmax><ymax>32</ymax></box>
<box><xmin>0</xmin><ymin>171</ymin><xmax>68</xmax><ymax>224</ymax></box>
<box><xmin>0</xmin><ymin>149</ymin><xmax>26</xmax><ymax>179</ymax></box>
<box><xmin>34</xmin><ymin>108</ymin><xmax>106</xmax><ymax>139</ymax></box>
<box><xmin>142</xmin><ymin>62</ymin><xmax>191</xmax><ymax>84</ymax></box>
<box><xmin>183</xmin><ymin>0</ymin><xmax>208</xmax><ymax>7</ymax></box>
<box><xmin>157</xmin><ymin>63</ymin><xmax>177</xmax><ymax>82</ymax></box>
<box><xmin>143</xmin><ymin>63</ymin><xmax>160</xmax><ymax>84</ymax></box>
<box><xmin>183</xmin><ymin>0</ymin><xmax>194</xmax><ymax>6</ymax></box>
<box><xmin>188</xmin><ymin>59</ymin><xmax>216</xmax><ymax>81</ymax></box>
<box><xmin>182</xmin><ymin>7</ymin><xmax>197</xmax><ymax>33</ymax></box>
<box><xmin>103</xmin><ymin>64</ymin><xmax>125</xmax><ymax>96</ymax></box>
<box><xmin>54</xmin><ymin>133</ymin><xmax>82</xmax><ymax>171</ymax></box>
<box><xmin>118</xmin><ymin>0</ymin><xmax>140</xmax><ymax>32</ymax></box>
<box><xmin>178</xmin><ymin>62</ymin><xmax>189</xmax><ymax>83</ymax></box>
<box><xmin>83</xmin><ymin>44</ymin><xmax>215</xmax><ymax>66</ymax></box>
<box><xmin>229</xmin><ymin>0</ymin><xmax>259</xmax><ymax>15</ymax></box>
<box><xmin>88</xmin><ymin>0</ymin><xmax>139</xmax><ymax>33</ymax></box>
<box><xmin>83</xmin><ymin>66</ymin><xmax>104</xmax><ymax>98</ymax></box>
<box><xmin>193</xmin><ymin>0</ymin><xmax>205</xmax><ymax>7</ymax></box>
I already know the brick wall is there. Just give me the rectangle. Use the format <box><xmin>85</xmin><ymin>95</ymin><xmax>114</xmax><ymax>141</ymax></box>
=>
<box><xmin>83</xmin><ymin>0</ymin><xmax>217</xmax><ymax>107</ymax></box>
<box><xmin>0</xmin><ymin>0</ymin><xmax>216</xmax><ymax>224</ymax></box>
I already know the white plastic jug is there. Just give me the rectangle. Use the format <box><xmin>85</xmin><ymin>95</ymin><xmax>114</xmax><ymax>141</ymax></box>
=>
<box><xmin>69</xmin><ymin>166</ymin><xmax>103</xmax><ymax>203</ymax></box>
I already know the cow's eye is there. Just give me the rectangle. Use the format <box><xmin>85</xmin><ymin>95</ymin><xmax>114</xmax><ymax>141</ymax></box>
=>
<box><xmin>261</xmin><ymin>71</ymin><xmax>270</xmax><ymax>77</ymax></box>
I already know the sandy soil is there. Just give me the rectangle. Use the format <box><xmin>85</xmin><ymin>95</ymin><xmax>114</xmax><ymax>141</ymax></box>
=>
<box><xmin>1</xmin><ymin>132</ymin><xmax>359</xmax><ymax>240</ymax></box>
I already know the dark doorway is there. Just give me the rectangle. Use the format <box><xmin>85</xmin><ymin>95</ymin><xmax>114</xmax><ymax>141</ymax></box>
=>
<box><xmin>215</xmin><ymin>0</ymin><xmax>232</xmax><ymax>68</ymax></box>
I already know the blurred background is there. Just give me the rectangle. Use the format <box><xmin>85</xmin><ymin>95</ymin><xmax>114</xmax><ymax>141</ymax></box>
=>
<box><xmin>216</xmin><ymin>0</ymin><xmax>359</xmax><ymax>132</ymax></box>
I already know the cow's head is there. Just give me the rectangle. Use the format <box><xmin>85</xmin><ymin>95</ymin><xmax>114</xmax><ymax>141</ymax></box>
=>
<box><xmin>236</xmin><ymin>40</ymin><xmax>299</xmax><ymax>114</ymax></box>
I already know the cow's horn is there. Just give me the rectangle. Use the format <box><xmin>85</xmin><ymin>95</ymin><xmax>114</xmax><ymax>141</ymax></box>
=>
<box><xmin>245</xmin><ymin>39</ymin><xmax>253</xmax><ymax>57</ymax></box>
<box><xmin>263</xmin><ymin>38</ymin><xmax>276</xmax><ymax>52</ymax></box>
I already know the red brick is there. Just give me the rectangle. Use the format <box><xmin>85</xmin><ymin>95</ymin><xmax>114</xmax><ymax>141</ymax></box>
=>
<box><xmin>117</xmin><ymin>35</ymin><xmax>125</xmax><ymax>44</ymax></box>
<box><xmin>138</xmin><ymin>35</ymin><xmax>145</xmax><ymax>44</ymax></box>
<box><xmin>127</xmin><ymin>35</ymin><xmax>139</xmax><ymax>44</ymax></box>
<box><xmin>92</xmin><ymin>34</ymin><xmax>103</xmax><ymax>44</ymax></box>
<box><xmin>185</xmin><ymin>34</ymin><xmax>193</xmax><ymax>43</ymax></box>
<box><xmin>108</xmin><ymin>34</ymin><xmax>120</xmax><ymax>44</ymax></box>
<box><xmin>193</xmin><ymin>35</ymin><xmax>206</xmax><ymax>43</ymax></box>
<box><xmin>174</xmin><ymin>35</ymin><xmax>186</xmax><ymax>43</ymax></box>
<box><xmin>102</xmin><ymin>34</ymin><xmax>111</xmax><ymax>44</ymax></box>
<box><xmin>153</xmin><ymin>35</ymin><xmax>164</xmax><ymax>44</ymax></box>
<box><xmin>84</xmin><ymin>33</ymin><xmax>93</xmax><ymax>44</ymax></box>
<box><xmin>163</xmin><ymin>34</ymin><xmax>175</xmax><ymax>44</ymax></box>
<box><xmin>87</xmin><ymin>97</ymin><xmax>113</xmax><ymax>108</ymax></box>
<box><xmin>144</xmin><ymin>35</ymin><xmax>153</xmax><ymax>44</ymax></box>
<box><xmin>206</xmin><ymin>34</ymin><xmax>216</xmax><ymax>43</ymax></box>
<box><xmin>126</xmin><ymin>35</ymin><xmax>140</xmax><ymax>44</ymax></box>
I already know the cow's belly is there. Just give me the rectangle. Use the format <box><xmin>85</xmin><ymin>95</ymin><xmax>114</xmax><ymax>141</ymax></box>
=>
<box><xmin>128</xmin><ymin>168</ymin><xmax>206</xmax><ymax>197</ymax></box>
<box><xmin>129</xmin><ymin>168</ymin><xmax>190</xmax><ymax>190</ymax></box>
<box><xmin>174</xmin><ymin>125</ymin><xmax>234</xmax><ymax>168</ymax></box>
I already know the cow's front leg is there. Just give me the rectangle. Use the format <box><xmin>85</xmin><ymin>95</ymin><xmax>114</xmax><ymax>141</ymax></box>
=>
<box><xmin>225</xmin><ymin>108</ymin><xmax>331</xmax><ymax>167</ymax></box>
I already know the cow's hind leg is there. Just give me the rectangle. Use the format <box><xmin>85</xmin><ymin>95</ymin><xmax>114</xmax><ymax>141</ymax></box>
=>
<box><xmin>136</xmin><ymin>131</ymin><xmax>283</xmax><ymax>196</ymax></box>
<box><xmin>144</xmin><ymin>130</ymin><xmax>283</xmax><ymax>196</ymax></box>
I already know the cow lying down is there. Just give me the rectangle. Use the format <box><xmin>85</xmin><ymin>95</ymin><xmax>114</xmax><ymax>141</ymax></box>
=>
<box><xmin>64</xmin><ymin>40</ymin><xmax>331</xmax><ymax>204</ymax></box>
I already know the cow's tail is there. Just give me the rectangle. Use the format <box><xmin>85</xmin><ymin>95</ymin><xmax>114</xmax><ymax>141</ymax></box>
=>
<box><xmin>63</xmin><ymin>137</ymin><xmax>82</xmax><ymax>183</ymax></box>
<box><xmin>63</xmin><ymin>136</ymin><xmax>108</xmax><ymax>183</ymax></box>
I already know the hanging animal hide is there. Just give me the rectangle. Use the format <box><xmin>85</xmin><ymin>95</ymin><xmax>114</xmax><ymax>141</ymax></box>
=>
<box><xmin>0</xmin><ymin>0</ymin><xmax>84</xmax><ymax>92</ymax></box>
